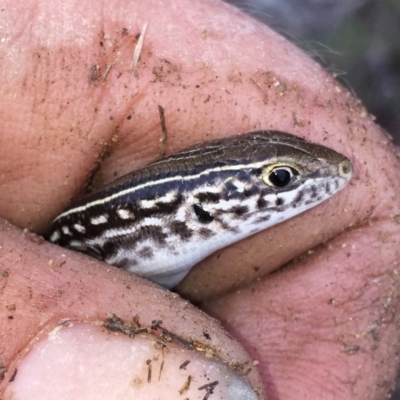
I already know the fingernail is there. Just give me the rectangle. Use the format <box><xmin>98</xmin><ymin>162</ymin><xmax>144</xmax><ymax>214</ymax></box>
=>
<box><xmin>2</xmin><ymin>318</ymin><xmax>259</xmax><ymax>399</ymax></box>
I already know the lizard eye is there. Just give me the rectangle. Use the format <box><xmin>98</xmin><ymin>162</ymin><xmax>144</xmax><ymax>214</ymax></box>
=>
<box><xmin>264</xmin><ymin>166</ymin><xmax>298</xmax><ymax>188</ymax></box>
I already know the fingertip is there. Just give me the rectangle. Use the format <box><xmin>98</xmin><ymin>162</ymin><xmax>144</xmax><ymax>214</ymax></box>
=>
<box><xmin>2</xmin><ymin>319</ymin><xmax>261</xmax><ymax>400</ymax></box>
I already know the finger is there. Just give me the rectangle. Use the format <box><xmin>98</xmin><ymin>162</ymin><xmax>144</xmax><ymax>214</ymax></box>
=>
<box><xmin>1</xmin><ymin>0</ymin><xmax>396</xmax><ymax>300</ymax></box>
<box><xmin>0</xmin><ymin>219</ymin><xmax>263</xmax><ymax>399</ymax></box>
<box><xmin>206</xmin><ymin>218</ymin><xmax>400</xmax><ymax>399</ymax></box>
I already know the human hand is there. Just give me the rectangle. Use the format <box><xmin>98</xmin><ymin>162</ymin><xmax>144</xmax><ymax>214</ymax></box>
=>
<box><xmin>1</xmin><ymin>1</ymin><xmax>399</xmax><ymax>399</ymax></box>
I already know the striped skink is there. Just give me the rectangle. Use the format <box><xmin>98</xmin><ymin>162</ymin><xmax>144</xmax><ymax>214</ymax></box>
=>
<box><xmin>47</xmin><ymin>131</ymin><xmax>353</xmax><ymax>288</ymax></box>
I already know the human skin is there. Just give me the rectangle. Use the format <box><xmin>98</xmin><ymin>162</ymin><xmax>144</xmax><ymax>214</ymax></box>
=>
<box><xmin>1</xmin><ymin>0</ymin><xmax>400</xmax><ymax>399</ymax></box>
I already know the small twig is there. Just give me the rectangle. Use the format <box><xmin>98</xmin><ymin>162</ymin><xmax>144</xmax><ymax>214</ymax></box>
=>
<box><xmin>179</xmin><ymin>360</ymin><xmax>191</xmax><ymax>370</ymax></box>
<box><xmin>157</xmin><ymin>105</ymin><xmax>168</xmax><ymax>158</ymax></box>
<box><xmin>103</xmin><ymin>57</ymin><xmax>120</xmax><ymax>82</ymax></box>
<box><xmin>198</xmin><ymin>381</ymin><xmax>219</xmax><ymax>400</ymax></box>
<box><xmin>249</xmin><ymin>77</ymin><xmax>268</xmax><ymax>104</ymax></box>
<box><xmin>179</xmin><ymin>375</ymin><xmax>192</xmax><ymax>395</ymax></box>
<box><xmin>146</xmin><ymin>359</ymin><xmax>152</xmax><ymax>382</ymax></box>
<box><xmin>131</xmin><ymin>22</ymin><xmax>148</xmax><ymax>74</ymax></box>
